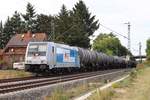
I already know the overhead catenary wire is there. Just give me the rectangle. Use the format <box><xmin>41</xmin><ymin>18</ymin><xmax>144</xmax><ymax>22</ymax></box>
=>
<box><xmin>99</xmin><ymin>23</ymin><xmax>128</xmax><ymax>39</ymax></box>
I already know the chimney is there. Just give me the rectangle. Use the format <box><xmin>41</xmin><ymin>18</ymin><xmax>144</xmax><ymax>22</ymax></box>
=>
<box><xmin>26</xmin><ymin>30</ymin><xmax>32</xmax><ymax>37</ymax></box>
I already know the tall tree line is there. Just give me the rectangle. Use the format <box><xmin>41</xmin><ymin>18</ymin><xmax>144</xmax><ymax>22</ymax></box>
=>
<box><xmin>0</xmin><ymin>1</ymin><xmax>99</xmax><ymax>49</ymax></box>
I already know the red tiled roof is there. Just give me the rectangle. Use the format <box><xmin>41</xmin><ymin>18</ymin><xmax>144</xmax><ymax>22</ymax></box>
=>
<box><xmin>6</xmin><ymin>32</ymin><xmax>47</xmax><ymax>47</ymax></box>
<box><xmin>4</xmin><ymin>32</ymin><xmax>47</xmax><ymax>52</ymax></box>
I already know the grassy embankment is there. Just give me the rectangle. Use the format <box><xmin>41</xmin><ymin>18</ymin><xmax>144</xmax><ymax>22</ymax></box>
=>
<box><xmin>88</xmin><ymin>61</ymin><xmax>150</xmax><ymax>100</ymax></box>
<box><xmin>45</xmin><ymin>70</ymin><xmax>128</xmax><ymax>100</ymax></box>
<box><xmin>45</xmin><ymin>81</ymin><xmax>103</xmax><ymax>100</ymax></box>
<box><xmin>0</xmin><ymin>70</ymin><xmax>33</xmax><ymax>79</ymax></box>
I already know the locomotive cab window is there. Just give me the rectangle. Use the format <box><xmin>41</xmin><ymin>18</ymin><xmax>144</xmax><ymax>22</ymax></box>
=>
<box><xmin>27</xmin><ymin>43</ymin><xmax>47</xmax><ymax>57</ymax></box>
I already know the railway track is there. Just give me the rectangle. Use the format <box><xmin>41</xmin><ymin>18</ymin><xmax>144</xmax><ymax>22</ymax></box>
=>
<box><xmin>0</xmin><ymin>69</ymin><xmax>130</xmax><ymax>94</ymax></box>
<box><xmin>0</xmin><ymin>73</ymin><xmax>78</xmax><ymax>84</ymax></box>
<box><xmin>0</xmin><ymin>76</ymin><xmax>39</xmax><ymax>83</ymax></box>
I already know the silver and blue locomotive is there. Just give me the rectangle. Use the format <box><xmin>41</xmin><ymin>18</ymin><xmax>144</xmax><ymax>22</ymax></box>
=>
<box><xmin>25</xmin><ymin>42</ymin><xmax>136</xmax><ymax>73</ymax></box>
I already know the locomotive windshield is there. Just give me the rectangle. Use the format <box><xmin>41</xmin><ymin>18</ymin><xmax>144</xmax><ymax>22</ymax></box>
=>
<box><xmin>27</xmin><ymin>43</ymin><xmax>47</xmax><ymax>56</ymax></box>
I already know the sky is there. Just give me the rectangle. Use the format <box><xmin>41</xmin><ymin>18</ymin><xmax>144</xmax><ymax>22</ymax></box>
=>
<box><xmin>0</xmin><ymin>0</ymin><xmax>149</xmax><ymax>55</ymax></box>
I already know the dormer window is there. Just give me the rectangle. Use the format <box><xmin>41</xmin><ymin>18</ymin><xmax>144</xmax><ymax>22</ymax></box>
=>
<box><xmin>32</xmin><ymin>34</ymin><xmax>35</xmax><ymax>38</ymax></box>
<box><xmin>10</xmin><ymin>48</ymin><xmax>14</xmax><ymax>52</ymax></box>
<box><xmin>21</xmin><ymin>34</ymin><xmax>24</xmax><ymax>38</ymax></box>
<box><xmin>21</xmin><ymin>34</ymin><xmax>25</xmax><ymax>41</ymax></box>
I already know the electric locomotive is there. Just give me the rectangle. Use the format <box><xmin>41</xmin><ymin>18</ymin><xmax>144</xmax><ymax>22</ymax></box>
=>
<box><xmin>25</xmin><ymin>42</ymin><xmax>80</xmax><ymax>73</ymax></box>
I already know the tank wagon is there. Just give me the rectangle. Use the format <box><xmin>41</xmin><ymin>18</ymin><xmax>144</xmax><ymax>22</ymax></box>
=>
<box><xmin>25</xmin><ymin>42</ymin><xmax>136</xmax><ymax>73</ymax></box>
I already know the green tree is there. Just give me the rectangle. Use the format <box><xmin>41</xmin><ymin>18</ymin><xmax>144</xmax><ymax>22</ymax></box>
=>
<box><xmin>93</xmin><ymin>33</ymin><xmax>130</xmax><ymax>56</ymax></box>
<box><xmin>69</xmin><ymin>0</ymin><xmax>99</xmax><ymax>48</ymax></box>
<box><xmin>3</xmin><ymin>17</ymin><xmax>14</xmax><ymax>47</ymax></box>
<box><xmin>0</xmin><ymin>21</ymin><xmax>3</xmax><ymax>33</ymax></box>
<box><xmin>0</xmin><ymin>21</ymin><xmax>4</xmax><ymax>48</ymax></box>
<box><xmin>2</xmin><ymin>11</ymin><xmax>24</xmax><ymax>48</ymax></box>
<box><xmin>36</xmin><ymin>14</ymin><xmax>53</xmax><ymax>40</ymax></box>
<box><xmin>54</xmin><ymin>4</ymin><xmax>72</xmax><ymax>43</ymax></box>
<box><xmin>146</xmin><ymin>39</ymin><xmax>150</xmax><ymax>60</ymax></box>
<box><xmin>10</xmin><ymin>11</ymin><xmax>24</xmax><ymax>33</ymax></box>
<box><xmin>22</xmin><ymin>2</ymin><xmax>37</xmax><ymax>32</ymax></box>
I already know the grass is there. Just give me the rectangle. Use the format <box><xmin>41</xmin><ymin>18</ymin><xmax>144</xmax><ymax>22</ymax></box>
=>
<box><xmin>87</xmin><ymin>88</ymin><xmax>114</xmax><ymax>100</ymax></box>
<box><xmin>45</xmin><ymin>81</ymin><xmax>104</xmax><ymax>100</ymax></box>
<box><xmin>88</xmin><ymin>61</ymin><xmax>150</xmax><ymax>100</ymax></box>
<box><xmin>46</xmin><ymin>89</ymin><xmax>69</xmax><ymax>100</ymax></box>
<box><xmin>111</xmin><ymin>62</ymin><xmax>150</xmax><ymax>100</ymax></box>
<box><xmin>0</xmin><ymin>70</ymin><xmax>33</xmax><ymax>79</ymax></box>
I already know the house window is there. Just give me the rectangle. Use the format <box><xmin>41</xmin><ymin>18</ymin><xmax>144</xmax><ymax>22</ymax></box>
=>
<box><xmin>11</xmin><ymin>48</ymin><xmax>14</xmax><ymax>52</ymax></box>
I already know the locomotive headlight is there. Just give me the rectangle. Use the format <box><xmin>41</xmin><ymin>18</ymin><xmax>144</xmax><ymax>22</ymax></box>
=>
<box><xmin>41</xmin><ymin>60</ymin><xmax>47</xmax><ymax>64</ymax></box>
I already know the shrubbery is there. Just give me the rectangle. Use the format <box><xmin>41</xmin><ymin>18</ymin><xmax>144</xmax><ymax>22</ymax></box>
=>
<box><xmin>0</xmin><ymin>60</ymin><xmax>6</xmax><ymax>69</ymax></box>
<box><xmin>146</xmin><ymin>39</ymin><xmax>150</xmax><ymax>60</ymax></box>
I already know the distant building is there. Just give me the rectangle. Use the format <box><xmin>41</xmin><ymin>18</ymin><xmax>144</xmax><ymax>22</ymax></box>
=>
<box><xmin>0</xmin><ymin>31</ymin><xmax>47</xmax><ymax>68</ymax></box>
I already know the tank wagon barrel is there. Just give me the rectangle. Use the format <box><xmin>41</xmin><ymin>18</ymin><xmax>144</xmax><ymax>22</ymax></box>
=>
<box><xmin>77</xmin><ymin>47</ymin><xmax>134</xmax><ymax>70</ymax></box>
<box><xmin>78</xmin><ymin>47</ymin><xmax>115</xmax><ymax>69</ymax></box>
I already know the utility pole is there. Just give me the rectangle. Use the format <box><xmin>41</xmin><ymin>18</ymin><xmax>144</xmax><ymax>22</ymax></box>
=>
<box><xmin>124</xmin><ymin>22</ymin><xmax>131</xmax><ymax>51</ymax></box>
<box><xmin>139</xmin><ymin>42</ymin><xmax>142</xmax><ymax>63</ymax></box>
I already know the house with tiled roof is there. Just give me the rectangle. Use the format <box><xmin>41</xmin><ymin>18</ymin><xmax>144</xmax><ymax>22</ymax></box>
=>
<box><xmin>1</xmin><ymin>31</ymin><xmax>47</xmax><ymax>68</ymax></box>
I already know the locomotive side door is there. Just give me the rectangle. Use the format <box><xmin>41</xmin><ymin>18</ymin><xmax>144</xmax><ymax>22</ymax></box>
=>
<box><xmin>51</xmin><ymin>45</ymin><xmax>56</xmax><ymax>67</ymax></box>
<box><xmin>48</xmin><ymin>43</ymin><xmax>56</xmax><ymax>69</ymax></box>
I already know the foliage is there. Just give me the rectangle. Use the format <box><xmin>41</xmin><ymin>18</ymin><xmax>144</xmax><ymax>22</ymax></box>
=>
<box><xmin>36</xmin><ymin>14</ymin><xmax>53</xmax><ymax>40</ymax></box>
<box><xmin>0</xmin><ymin>21</ymin><xmax>4</xmax><ymax>48</ymax></box>
<box><xmin>53</xmin><ymin>1</ymin><xmax>99</xmax><ymax>48</ymax></box>
<box><xmin>22</xmin><ymin>2</ymin><xmax>37</xmax><ymax>32</ymax></box>
<box><xmin>69</xmin><ymin>0</ymin><xmax>99</xmax><ymax>48</ymax></box>
<box><xmin>1</xmin><ymin>3</ymin><xmax>36</xmax><ymax>48</ymax></box>
<box><xmin>93</xmin><ymin>33</ymin><xmax>131</xmax><ymax>56</ymax></box>
<box><xmin>0</xmin><ymin>60</ymin><xmax>6</xmax><ymax>67</ymax></box>
<box><xmin>87</xmin><ymin>88</ymin><xmax>114</xmax><ymax>100</ymax></box>
<box><xmin>10</xmin><ymin>11</ymin><xmax>24</xmax><ymax>33</ymax></box>
<box><xmin>54</xmin><ymin>4</ymin><xmax>72</xmax><ymax>43</ymax></box>
<box><xmin>47</xmin><ymin>89</ymin><xmax>69</xmax><ymax>100</ymax></box>
<box><xmin>2</xmin><ymin>11</ymin><xmax>24</xmax><ymax>48</ymax></box>
<box><xmin>146</xmin><ymin>39</ymin><xmax>150</xmax><ymax>60</ymax></box>
<box><xmin>3</xmin><ymin>17</ymin><xmax>14</xmax><ymax>48</ymax></box>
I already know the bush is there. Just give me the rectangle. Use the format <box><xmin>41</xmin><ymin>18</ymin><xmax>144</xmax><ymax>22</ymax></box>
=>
<box><xmin>0</xmin><ymin>60</ymin><xmax>6</xmax><ymax>69</ymax></box>
<box><xmin>130</xmin><ymin>70</ymin><xmax>137</xmax><ymax>79</ymax></box>
<box><xmin>146</xmin><ymin>39</ymin><xmax>150</xmax><ymax>59</ymax></box>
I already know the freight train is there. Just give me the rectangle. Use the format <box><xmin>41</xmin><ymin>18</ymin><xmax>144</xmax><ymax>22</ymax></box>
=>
<box><xmin>25</xmin><ymin>42</ymin><xmax>136</xmax><ymax>73</ymax></box>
